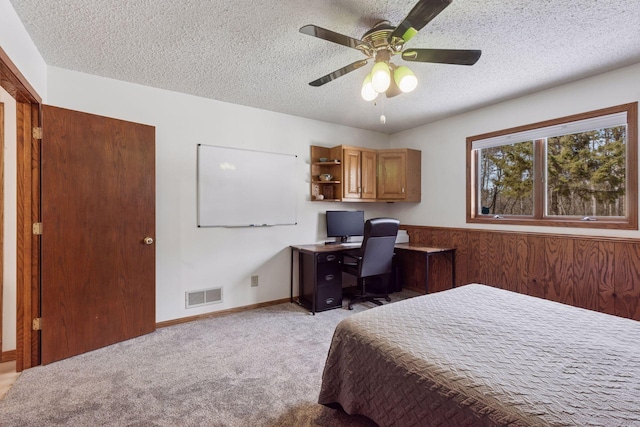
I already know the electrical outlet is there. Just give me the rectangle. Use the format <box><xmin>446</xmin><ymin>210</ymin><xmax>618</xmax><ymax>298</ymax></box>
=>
<box><xmin>251</xmin><ymin>275</ymin><xmax>259</xmax><ymax>287</ymax></box>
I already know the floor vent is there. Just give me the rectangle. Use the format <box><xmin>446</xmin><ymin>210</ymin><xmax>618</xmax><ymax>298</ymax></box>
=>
<box><xmin>186</xmin><ymin>287</ymin><xmax>223</xmax><ymax>309</ymax></box>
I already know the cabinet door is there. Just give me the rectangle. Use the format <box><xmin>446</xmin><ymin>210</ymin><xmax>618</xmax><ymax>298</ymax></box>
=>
<box><xmin>361</xmin><ymin>150</ymin><xmax>377</xmax><ymax>199</ymax></box>
<box><xmin>378</xmin><ymin>151</ymin><xmax>407</xmax><ymax>199</ymax></box>
<box><xmin>343</xmin><ymin>148</ymin><xmax>362</xmax><ymax>199</ymax></box>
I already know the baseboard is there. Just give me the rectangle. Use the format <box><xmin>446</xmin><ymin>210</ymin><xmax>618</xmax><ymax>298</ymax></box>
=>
<box><xmin>156</xmin><ymin>297</ymin><xmax>291</xmax><ymax>329</ymax></box>
<box><xmin>1</xmin><ymin>350</ymin><xmax>17</xmax><ymax>362</ymax></box>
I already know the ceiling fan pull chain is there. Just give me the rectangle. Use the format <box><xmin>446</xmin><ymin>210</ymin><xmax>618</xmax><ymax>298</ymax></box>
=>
<box><xmin>378</xmin><ymin>96</ymin><xmax>387</xmax><ymax>124</ymax></box>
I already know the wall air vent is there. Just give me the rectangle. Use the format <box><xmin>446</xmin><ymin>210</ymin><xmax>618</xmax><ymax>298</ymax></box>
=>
<box><xmin>185</xmin><ymin>287</ymin><xmax>223</xmax><ymax>309</ymax></box>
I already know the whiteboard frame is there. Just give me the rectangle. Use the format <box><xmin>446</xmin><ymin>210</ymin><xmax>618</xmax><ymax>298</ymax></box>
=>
<box><xmin>197</xmin><ymin>144</ymin><xmax>297</xmax><ymax>228</ymax></box>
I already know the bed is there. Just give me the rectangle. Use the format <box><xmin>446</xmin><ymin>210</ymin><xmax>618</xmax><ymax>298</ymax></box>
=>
<box><xmin>318</xmin><ymin>284</ymin><xmax>640</xmax><ymax>426</ymax></box>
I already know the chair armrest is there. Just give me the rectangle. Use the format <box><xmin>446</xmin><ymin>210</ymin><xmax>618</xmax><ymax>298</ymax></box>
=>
<box><xmin>342</xmin><ymin>249</ymin><xmax>362</xmax><ymax>267</ymax></box>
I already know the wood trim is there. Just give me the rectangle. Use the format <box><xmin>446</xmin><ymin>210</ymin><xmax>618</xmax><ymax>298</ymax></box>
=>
<box><xmin>1</xmin><ymin>46</ymin><xmax>42</xmax><ymax>372</ymax></box>
<box><xmin>626</xmin><ymin>102</ymin><xmax>638</xmax><ymax>229</ymax></box>
<box><xmin>0</xmin><ymin>47</ymin><xmax>41</xmax><ymax>104</ymax></box>
<box><xmin>156</xmin><ymin>298</ymin><xmax>291</xmax><ymax>329</ymax></box>
<box><xmin>0</xmin><ymin>103</ymin><xmax>3</xmax><ymax>359</ymax></box>
<box><xmin>465</xmin><ymin>139</ymin><xmax>475</xmax><ymax>223</ymax></box>
<box><xmin>1</xmin><ymin>350</ymin><xmax>16</xmax><ymax>362</ymax></box>
<box><xmin>401</xmin><ymin>224</ymin><xmax>640</xmax><ymax>244</ymax></box>
<box><xmin>16</xmin><ymin>102</ymin><xmax>34</xmax><ymax>372</ymax></box>
<box><xmin>29</xmin><ymin>103</ymin><xmax>40</xmax><ymax>367</ymax></box>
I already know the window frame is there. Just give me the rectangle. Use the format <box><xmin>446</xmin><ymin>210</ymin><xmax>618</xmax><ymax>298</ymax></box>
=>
<box><xmin>467</xmin><ymin>102</ymin><xmax>638</xmax><ymax>229</ymax></box>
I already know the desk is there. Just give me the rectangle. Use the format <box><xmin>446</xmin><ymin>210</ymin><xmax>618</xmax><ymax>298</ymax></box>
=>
<box><xmin>393</xmin><ymin>244</ymin><xmax>456</xmax><ymax>294</ymax></box>
<box><xmin>290</xmin><ymin>243</ymin><xmax>456</xmax><ymax>314</ymax></box>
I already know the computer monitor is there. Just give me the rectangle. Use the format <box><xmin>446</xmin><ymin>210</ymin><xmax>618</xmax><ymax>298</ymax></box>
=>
<box><xmin>326</xmin><ymin>210</ymin><xmax>365</xmax><ymax>243</ymax></box>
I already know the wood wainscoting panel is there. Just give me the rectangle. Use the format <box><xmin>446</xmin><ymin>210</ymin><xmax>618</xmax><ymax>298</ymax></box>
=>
<box><xmin>544</xmin><ymin>236</ymin><xmax>574</xmax><ymax>306</ymax></box>
<box><xmin>450</xmin><ymin>229</ymin><xmax>469</xmax><ymax>286</ymax></box>
<box><xmin>573</xmin><ymin>239</ymin><xmax>601</xmax><ymax>312</ymax></box>
<box><xmin>515</xmin><ymin>234</ymin><xmax>529</xmax><ymax>295</ymax></box>
<box><xmin>400</xmin><ymin>225</ymin><xmax>640</xmax><ymax>321</ymax></box>
<box><xmin>614</xmin><ymin>242</ymin><xmax>640</xmax><ymax>320</ymax></box>
<box><xmin>499</xmin><ymin>233</ymin><xmax>520</xmax><ymax>293</ymax></box>
<box><xmin>598</xmin><ymin>241</ymin><xmax>616</xmax><ymax>315</ymax></box>
<box><xmin>525</xmin><ymin>235</ymin><xmax>546</xmax><ymax>299</ymax></box>
<box><xmin>468</xmin><ymin>231</ymin><xmax>490</xmax><ymax>286</ymax></box>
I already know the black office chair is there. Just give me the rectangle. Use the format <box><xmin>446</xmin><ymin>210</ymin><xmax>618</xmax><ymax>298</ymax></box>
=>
<box><xmin>342</xmin><ymin>218</ymin><xmax>400</xmax><ymax>310</ymax></box>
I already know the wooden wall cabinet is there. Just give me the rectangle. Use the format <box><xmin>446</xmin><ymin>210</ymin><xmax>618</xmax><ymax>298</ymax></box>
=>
<box><xmin>311</xmin><ymin>145</ymin><xmax>342</xmax><ymax>201</ymax></box>
<box><xmin>311</xmin><ymin>145</ymin><xmax>420</xmax><ymax>202</ymax></box>
<box><xmin>378</xmin><ymin>149</ymin><xmax>421</xmax><ymax>202</ymax></box>
<box><xmin>342</xmin><ymin>146</ymin><xmax>377</xmax><ymax>200</ymax></box>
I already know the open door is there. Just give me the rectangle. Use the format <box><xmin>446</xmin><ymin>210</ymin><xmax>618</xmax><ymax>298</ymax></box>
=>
<box><xmin>41</xmin><ymin>105</ymin><xmax>155</xmax><ymax>364</ymax></box>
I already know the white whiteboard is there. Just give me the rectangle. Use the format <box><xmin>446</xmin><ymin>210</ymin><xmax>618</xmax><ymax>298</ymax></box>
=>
<box><xmin>197</xmin><ymin>144</ymin><xmax>297</xmax><ymax>227</ymax></box>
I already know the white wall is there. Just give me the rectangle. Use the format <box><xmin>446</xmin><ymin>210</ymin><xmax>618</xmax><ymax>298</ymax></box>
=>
<box><xmin>390</xmin><ymin>62</ymin><xmax>640</xmax><ymax>239</ymax></box>
<box><xmin>0</xmin><ymin>86</ymin><xmax>17</xmax><ymax>352</ymax></box>
<box><xmin>46</xmin><ymin>66</ymin><xmax>392</xmax><ymax>322</ymax></box>
<box><xmin>0</xmin><ymin>1</ymin><xmax>47</xmax><ymax>99</ymax></box>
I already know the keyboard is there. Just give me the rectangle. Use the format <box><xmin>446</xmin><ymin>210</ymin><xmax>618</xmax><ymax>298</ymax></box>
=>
<box><xmin>340</xmin><ymin>242</ymin><xmax>362</xmax><ymax>247</ymax></box>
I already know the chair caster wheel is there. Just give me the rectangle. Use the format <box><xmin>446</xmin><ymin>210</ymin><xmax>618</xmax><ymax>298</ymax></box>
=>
<box><xmin>385</xmin><ymin>297</ymin><xmax>391</xmax><ymax>302</ymax></box>
<box><xmin>348</xmin><ymin>305</ymin><xmax>354</xmax><ymax>310</ymax></box>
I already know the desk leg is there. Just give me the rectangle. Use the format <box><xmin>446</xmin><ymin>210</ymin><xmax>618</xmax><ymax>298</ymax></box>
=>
<box><xmin>290</xmin><ymin>248</ymin><xmax>294</xmax><ymax>303</ymax></box>
<box><xmin>424</xmin><ymin>253</ymin><xmax>430</xmax><ymax>295</ymax></box>
<box><xmin>311</xmin><ymin>254</ymin><xmax>317</xmax><ymax>315</ymax></box>
<box><xmin>451</xmin><ymin>250</ymin><xmax>456</xmax><ymax>288</ymax></box>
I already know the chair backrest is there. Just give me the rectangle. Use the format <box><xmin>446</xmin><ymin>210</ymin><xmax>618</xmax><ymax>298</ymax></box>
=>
<box><xmin>358</xmin><ymin>218</ymin><xmax>400</xmax><ymax>278</ymax></box>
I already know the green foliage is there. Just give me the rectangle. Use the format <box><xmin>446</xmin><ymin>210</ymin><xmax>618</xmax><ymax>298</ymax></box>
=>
<box><xmin>547</xmin><ymin>127</ymin><xmax>626</xmax><ymax>216</ymax></box>
<box><xmin>479</xmin><ymin>126</ymin><xmax>626</xmax><ymax>217</ymax></box>
<box><xmin>480</xmin><ymin>141</ymin><xmax>534</xmax><ymax>215</ymax></box>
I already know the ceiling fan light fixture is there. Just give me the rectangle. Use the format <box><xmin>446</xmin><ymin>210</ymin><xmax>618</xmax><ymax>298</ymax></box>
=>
<box><xmin>394</xmin><ymin>66</ymin><xmax>418</xmax><ymax>93</ymax></box>
<box><xmin>361</xmin><ymin>73</ymin><xmax>378</xmax><ymax>101</ymax></box>
<box><xmin>371</xmin><ymin>62</ymin><xmax>391</xmax><ymax>93</ymax></box>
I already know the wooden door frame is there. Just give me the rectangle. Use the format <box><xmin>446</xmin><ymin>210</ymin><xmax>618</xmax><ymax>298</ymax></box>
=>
<box><xmin>0</xmin><ymin>46</ymin><xmax>42</xmax><ymax>371</ymax></box>
<box><xmin>0</xmin><ymin>102</ymin><xmax>4</xmax><ymax>360</ymax></box>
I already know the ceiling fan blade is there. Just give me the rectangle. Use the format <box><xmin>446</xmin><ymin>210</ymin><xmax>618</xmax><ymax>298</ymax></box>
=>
<box><xmin>402</xmin><ymin>48</ymin><xmax>481</xmax><ymax>65</ymax></box>
<box><xmin>390</xmin><ymin>0</ymin><xmax>452</xmax><ymax>43</ymax></box>
<box><xmin>309</xmin><ymin>60</ymin><xmax>369</xmax><ymax>87</ymax></box>
<box><xmin>300</xmin><ymin>25</ymin><xmax>372</xmax><ymax>50</ymax></box>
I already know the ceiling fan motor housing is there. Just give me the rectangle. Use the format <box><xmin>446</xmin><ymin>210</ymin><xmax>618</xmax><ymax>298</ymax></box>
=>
<box><xmin>361</xmin><ymin>21</ymin><xmax>402</xmax><ymax>60</ymax></box>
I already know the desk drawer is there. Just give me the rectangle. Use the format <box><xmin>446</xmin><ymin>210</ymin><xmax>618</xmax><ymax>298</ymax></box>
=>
<box><xmin>300</xmin><ymin>285</ymin><xmax>342</xmax><ymax>312</ymax></box>
<box><xmin>317</xmin><ymin>253</ymin><xmax>340</xmax><ymax>264</ymax></box>
<box><xmin>317</xmin><ymin>262</ymin><xmax>341</xmax><ymax>288</ymax></box>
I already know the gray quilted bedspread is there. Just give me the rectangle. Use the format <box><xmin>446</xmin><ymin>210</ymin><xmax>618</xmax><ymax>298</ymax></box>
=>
<box><xmin>318</xmin><ymin>284</ymin><xmax>640</xmax><ymax>427</ymax></box>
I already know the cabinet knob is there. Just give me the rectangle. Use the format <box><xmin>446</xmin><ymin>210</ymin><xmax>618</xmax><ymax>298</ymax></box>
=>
<box><xmin>143</xmin><ymin>237</ymin><xmax>154</xmax><ymax>245</ymax></box>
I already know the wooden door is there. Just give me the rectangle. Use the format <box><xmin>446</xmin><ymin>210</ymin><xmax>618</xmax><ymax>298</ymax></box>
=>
<box><xmin>378</xmin><ymin>150</ymin><xmax>407</xmax><ymax>199</ymax></box>
<box><xmin>361</xmin><ymin>150</ymin><xmax>377</xmax><ymax>199</ymax></box>
<box><xmin>343</xmin><ymin>148</ymin><xmax>361</xmax><ymax>199</ymax></box>
<box><xmin>41</xmin><ymin>105</ymin><xmax>155</xmax><ymax>364</ymax></box>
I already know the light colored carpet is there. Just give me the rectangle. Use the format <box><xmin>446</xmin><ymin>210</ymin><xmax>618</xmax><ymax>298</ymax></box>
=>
<box><xmin>0</xmin><ymin>291</ymin><xmax>418</xmax><ymax>426</ymax></box>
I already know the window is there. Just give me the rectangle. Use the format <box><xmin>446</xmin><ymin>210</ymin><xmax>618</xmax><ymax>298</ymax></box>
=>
<box><xmin>467</xmin><ymin>103</ymin><xmax>638</xmax><ymax>229</ymax></box>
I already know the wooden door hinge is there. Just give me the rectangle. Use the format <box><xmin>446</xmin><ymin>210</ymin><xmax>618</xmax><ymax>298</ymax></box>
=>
<box><xmin>32</xmin><ymin>127</ymin><xmax>43</xmax><ymax>140</ymax></box>
<box><xmin>32</xmin><ymin>222</ymin><xmax>43</xmax><ymax>235</ymax></box>
<box><xmin>32</xmin><ymin>318</ymin><xmax>42</xmax><ymax>331</ymax></box>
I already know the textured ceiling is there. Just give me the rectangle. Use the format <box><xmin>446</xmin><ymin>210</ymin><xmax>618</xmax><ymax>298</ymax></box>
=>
<box><xmin>9</xmin><ymin>0</ymin><xmax>640</xmax><ymax>134</ymax></box>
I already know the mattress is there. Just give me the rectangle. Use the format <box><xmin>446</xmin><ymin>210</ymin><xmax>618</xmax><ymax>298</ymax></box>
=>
<box><xmin>318</xmin><ymin>284</ymin><xmax>640</xmax><ymax>426</ymax></box>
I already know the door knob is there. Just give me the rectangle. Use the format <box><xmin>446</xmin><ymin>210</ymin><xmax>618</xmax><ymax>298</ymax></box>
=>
<box><xmin>143</xmin><ymin>237</ymin><xmax>154</xmax><ymax>245</ymax></box>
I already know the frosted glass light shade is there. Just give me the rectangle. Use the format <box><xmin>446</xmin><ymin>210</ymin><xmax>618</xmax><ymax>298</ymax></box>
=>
<box><xmin>394</xmin><ymin>66</ymin><xmax>418</xmax><ymax>93</ymax></box>
<box><xmin>361</xmin><ymin>73</ymin><xmax>378</xmax><ymax>101</ymax></box>
<box><xmin>371</xmin><ymin>62</ymin><xmax>391</xmax><ymax>93</ymax></box>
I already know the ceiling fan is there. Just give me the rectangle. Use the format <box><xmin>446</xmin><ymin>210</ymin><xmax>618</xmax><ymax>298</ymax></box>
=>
<box><xmin>299</xmin><ymin>0</ymin><xmax>481</xmax><ymax>101</ymax></box>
